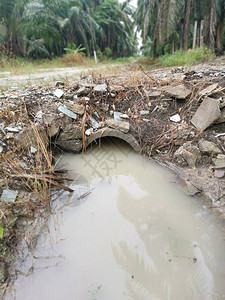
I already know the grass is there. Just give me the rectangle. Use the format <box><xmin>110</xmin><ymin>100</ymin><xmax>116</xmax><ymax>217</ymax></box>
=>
<box><xmin>0</xmin><ymin>53</ymin><xmax>136</xmax><ymax>75</ymax></box>
<box><xmin>138</xmin><ymin>47</ymin><xmax>214</xmax><ymax>68</ymax></box>
<box><xmin>158</xmin><ymin>48</ymin><xmax>214</xmax><ymax>67</ymax></box>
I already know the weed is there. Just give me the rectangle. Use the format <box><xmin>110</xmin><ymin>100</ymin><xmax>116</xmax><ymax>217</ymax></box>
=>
<box><xmin>157</xmin><ymin>47</ymin><xmax>214</xmax><ymax>67</ymax></box>
<box><xmin>138</xmin><ymin>48</ymin><xmax>214</xmax><ymax>68</ymax></box>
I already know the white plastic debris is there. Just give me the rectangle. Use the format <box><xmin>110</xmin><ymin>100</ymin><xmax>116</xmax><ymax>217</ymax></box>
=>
<box><xmin>89</xmin><ymin>116</ymin><xmax>99</xmax><ymax>129</ymax></box>
<box><xmin>114</xmin><ymin>111</ymin><xmax>122</xmax><ymax>120</ymax></box>
<box><xmin>215</xmin><ymin>133</ymin><xmax>225</xmax><ymax>138</ymax></box>
<box><xmin>30</xmin><ymin>146</ymin><xmax>37</xmax><ymax>153</ymax></box>
<box><xmin>85</xmin><ymin>128</ymin><xmax>94</xmax><ymax>136</ymax></box>
<box><xmin>94</xmin><ymin>83</ymin><xmax>107</xmax><ymax>92</ymax></box>
<box><xmin>54</xmin><ymin>89</ymin><xmax>64</xmax><ymax>98</ymax></box>
<box><xmin>140</xmin><ymin>110</ymin><xmax>149</xmax><ymax>116</ymax></box>
<box><xmin>120</xmin><ymin>114</ymin><xmax>129</xmax><ymax>119</ymax></box>
<box><xmin>35</xmin><ymin>110</ymin><xmax>43</xmax><ymax>119</ymax></box>
<box><xmin>1</xmin><ymin>189</ymin><xmax>18</xmax><ymax>202</ymax></box>
<box><xmin>58</xmin><ymin>105</ymin><xmax>77</xmax><ymax>120</ymax></box>
<box><xmin>94</xmin><ymin>111</ymin><xmax>100</xmax><ymax>119</ymax></box>
<box><xmin>170</xmin><ymin>114</ymin><xmax>181</xmax><ymax>123</ymax></box>
<box><xmin>5</xmin><ymin>127</ymin><xmax>20</xmax><ymax>133</ymax></box>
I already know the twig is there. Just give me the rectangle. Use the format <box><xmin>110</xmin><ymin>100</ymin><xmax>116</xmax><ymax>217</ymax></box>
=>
<box><xmin>8</xmin><ymin>174</ymin><xmax>74</xmax><ymax>192</ymax></box>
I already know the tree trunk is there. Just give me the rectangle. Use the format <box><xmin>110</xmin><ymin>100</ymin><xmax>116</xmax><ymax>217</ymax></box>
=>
<box><xmin>209</xmin><ymin>0</ymin><xmax>217</xmax><ymax>49</ymax></box>
<box><xmin>215</xmin><ymin>11</ymin><xmax>225</xmax><ymax>55</ymax></box>
<box><xmin>183</xmin><ymin>0</ymin><xmax>193</xmax><ymax>50</ymax></box>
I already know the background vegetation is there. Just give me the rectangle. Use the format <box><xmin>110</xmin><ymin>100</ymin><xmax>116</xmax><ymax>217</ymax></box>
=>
<box><xmin>0</xmin><ymin>0</ymin><xmax>224</xmax><ymax>64</ymax></box>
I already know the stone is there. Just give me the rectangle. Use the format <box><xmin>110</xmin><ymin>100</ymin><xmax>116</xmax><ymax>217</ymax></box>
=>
<box><xmin>75</xmin><ymin>87</ymin><xmax>90</xmax><ymax>97</ymax></box>
<box><xmin>198</xmin><ymin>139</ymin><xmax>222</xmax><ymax>155</ymax></box>
<box><xmin>165</xmin><ymin>84</ymin><xmax>191</xmax><ymax>99</ymax></box>
<box><xmin>100</xmin><ymin>103</ymin><xmax>109</xmax><ymax>112</ymax></box>
<box><xmin>56</xmin><ymin>139</ymin><xmax>82</xmax><ymax>153</ymax></box>
<box><xmin>58</xmin><ymin>124</ymin><xmax>82</xmax><ymax>140</ymax></box>
<box><xmin>214</xmin><ymin>169</ymin><xmax>225</xmax><ymax>178</ymax></box>
<box><xmin>147</xmin><ymin>91</ymin><xmax>161</xmax><ymax>99</ymax></box>
<box><xmin>175</xmin><ymin>146</ymin><xmax>197</xmax><ymax>168</ymax></box>
<box><xmin>55</xmin><ymin>81</ymin><xmax>64</xmax><ymax>87</ymax></box>
<box><xmin>183</xmin><ymin>141</ymin><xmax>201</xmax><ymax>160</ymax></box>
<box><xmin>171</xmin><ymin>124</ymin><xmax>195</xmax><ymax>146</ymax></box>
<box><xmin>1</xmin><ymin>189</ymin><xmax>18</xmax><ymax>202</ymax></box>
<box><xmin>185</xmin><ymin>182</ymin><xmax>200</xmax><ymax>196</ymax></box>
<box><xmin>54</xmin><ymin>89</ymin><xmax>64</xmax><ymax>98</ymax></box>
<box><xmin>94</xmin><ymin>83</ymin><xmax>107</xmax><ymax>92</ymax></box>
<box><xmin>199</xmin><ymin>83</ymin><xmax>218</xmax><ymax>96</ymax></box>
<box><xmin>214</xmin><ymin>107</ymin><xmax>225</xmax><ymax>124</ymax></box>
<box><xmin>0</xmin><ymin>262</ymin><xmax>7</xmax><ymax>283</ymax></box>
<box><xmin>47</xmin><ymin>124</ymin><xmax>60</xmax><ymax>138</ymax></box>
<box><xmin>212</xmin><ymin>154</ymin><xmax>225</xmax><ymax>169</ymax></box>
<box><xmin>64</xmin><ymin>93</ymin><xmax>74</xmax><ymax>100</ymax></box>
<box><xmin>66</xmin><ymin>103</ymin><xmax>85</xmax><ymax>115</ymax></box>
<box><xmin>105</xmin><ymin>119</ymin><xmax>129</xmax><ymax>133</ymax></box>
<box><xmin>191</xmin><ymin>98</ymin><xmax>221</xmax><ymax>131</ymax></box>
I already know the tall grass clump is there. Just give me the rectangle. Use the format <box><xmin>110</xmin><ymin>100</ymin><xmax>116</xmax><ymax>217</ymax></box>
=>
<box><xmin>158</xmin><ymin>47</ymin><xmax>214</xmax><ymax>67</ymax></box>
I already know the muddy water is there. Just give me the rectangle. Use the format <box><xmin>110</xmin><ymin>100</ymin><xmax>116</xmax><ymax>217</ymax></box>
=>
<box><xmin>6</xmin><ymin>139</ymin><xmax>225</xmax><ymax>300</ymax></box>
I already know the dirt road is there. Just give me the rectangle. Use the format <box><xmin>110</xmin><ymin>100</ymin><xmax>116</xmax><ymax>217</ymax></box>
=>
<box><xmin>0</xmin><ymin>64</ymin><xmax>118</xmax><ymax>88</ymax></box>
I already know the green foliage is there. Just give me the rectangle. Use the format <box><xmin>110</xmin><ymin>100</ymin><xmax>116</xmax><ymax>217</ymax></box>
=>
<box><xmin>0</xmin><ymin>224</ymin><xmax>3</xmax><ymax>240</ymax></box>
<box><xmin>64</xmin><ymin>43</ymin><xmax>86</xmax><ymax>54</ymax></box>
<box><xmin>104</xmin><ymin>47</ymin><xmax>112</xmax><ymax>58</ymax></box>
<box><xmin>96</xmin><ymin>47</ymin><xmax>105</xmax><ymax>61</ymax></box>
<box><xmin>135</xmin><ymin>0</ymin><xmax>225</xmax><ymax>57</ymax></box>
<box><xmin>158</xmin><ymin>47</ymin><xmax>214</xmax><ymax>67</ymax></box>
<box><xmin>0</xmin><ymin>0</ymin><xmax>136</xmax><ymax>60</ymax></box>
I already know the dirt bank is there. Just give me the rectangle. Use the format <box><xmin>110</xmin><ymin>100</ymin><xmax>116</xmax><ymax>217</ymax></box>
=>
<box><xmin>0</xmin><ymin>58</ymin><xmax>225</xmax><ymax>290</ymax></box>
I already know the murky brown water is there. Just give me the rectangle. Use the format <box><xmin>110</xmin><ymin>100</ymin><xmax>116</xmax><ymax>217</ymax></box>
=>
<box><xmin>5</xmin><ymin>139</ymin><xmax>225</xmax><ymax>300</ymax></box>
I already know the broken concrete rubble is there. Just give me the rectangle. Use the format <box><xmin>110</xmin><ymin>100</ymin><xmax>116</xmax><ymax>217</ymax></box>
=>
<box><xmin>105</xmin><ymin>119</ymin><xmax>129</xmax><ymax>133</ymax></box>
<box><xmin>57</xmin><ymin>123</ymin><xmax>82</xmax><ymax>141</ymax></box>
<box><xmin>198</xmin><ymin>139</ymin><xmax>222</xmax><ymax>155</ymax></box>
<box><xmin>191</xmin><ymin>98</ymin><xmax>221</xmax><ymax>131</ymax></box>
<box><xmin>58</xmin><ymin>105</ymin><xmax>78</xmax><ymax>120</ymax></box>
<box><xmin>146</xmin><ymin>91</ymin><xmax>161</xmax><ymax>99</ymax></box>
<box><xmin>199</xmin><ymin>83</ymin><xmax>218</xmax><ymax>96</ymax></box>
<box><xmin>174</xmin><ymin>146</ymin><xmax>197</xmax><ymax>168</ymax></box>
<box><xmin>66</xmin><ymin>103</ymin><xmax>85</xmax><ymax>115</ymax></box>
<box><xmin>214</xmin><ymin>107</ymin><xmax>225</xmax><ymax>124</ymax></box>
<box><xmin>165</xmin><ymin>84</ymin><xmax>191</xmax><ymax>99</ymax></box>
<box><xmin>56</xmin><ymin>139</ymin><xmax>82</xmax><ymax>153</ymax></box>
<box><xmin>54</xmin><ymin>89</ymin><xmax>64</xmax><ymax>98</ymax></box>
<box><xmin>212</xmin><ymin>154</ymin><xmax>225</xmax><ymax>169</ymax></box>
<box><xmin>94</xmin><ymin>83</ymin><xmax>107</xmax><ymax>92</ymax></box>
